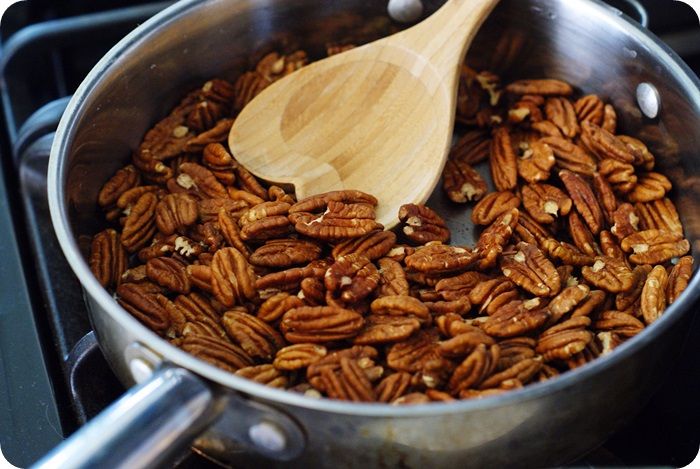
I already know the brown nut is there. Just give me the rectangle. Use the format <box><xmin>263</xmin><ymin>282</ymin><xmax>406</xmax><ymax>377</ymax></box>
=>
<box><xmin>325</xmin><ymin>254</ymin><xmax>380</xmax><ymax>304</ymax></box>
<box><xmin>471</xmin><ymin>190</ymin><xmax>521</xmax><ymax>226</ymax></box>
<box><xmin>505</xmin><ymin>79</ymin><xmax>573</xmax><ymax>96</ymax></box>
<box><xmin>90</xmin><ymin>229</ymin><xmax>128</xmax><ymax>288</ymax></box>
<box><xmin>121</xmin><ymin>192</ymin><xmax>158</xmax><ymax>253</ymax></box>
<box><xmin>581</xmin><ymin>256</ymin><xmax>635</xmax><ymax>293</ymax></box>
<box><xmin>540</xmin><ymin>137</ymin><xmax>597</xmax><ymax>176</ymax></box>
<box><xmin>521</xmin><ymin>183</ymin><xmax>572</xmax><ymax>224</ymax></box>
<box><xmin>398</xmin><ymin>204</ymin><xmax>450</xmax><ymax>244</ymax></box>
<box><xmin>620</xmin><ymin>230</ymin><xmax>690</xmax><ymax>264</ymax></box>
<box><xmin>545</xmin><ymin>97</ymin><xmax>579</xmax><ymax>138</ymax></box>
<box><xmin>442</xmin><ymin>159</ymin><xmax>488</xmax><ymax>203</ymax></box>
<box><xmin>404</xmin><ymin>243</ymin><xmax>479</xmax><ymax>274</ymax></box>
<box><xmin>280</xmin><ymin>306</ymin><xmax>364</xmax><ymax>343</ymax></box>
<box><xmin>517</xmin><ymin>139</ymin><xmax>555</xmax><ymax>183</ymax></box>
<box><xmin>481</xmin><ymin>299</ymin><xmax>550</xmax><ymax>338</ymax></box>
<box><xmin>500</xmin><ymin>242</ymin><xmax>561</xmax><ymax>297</ymax></box>
<box><xmin>640</xmin><ymin>265</ymin><xmax>669</xmax><ymax>325</ymax></box>
<box><xmin>223</xmin><ymin>309</ymin><xmax>286</xmax><ymax>360</ymax></box>
<box><xmin>250</xmin><ymin>239</ymin><xmax>322</xmax><ymax>268</ymax></box>
<box><xmin>667</xmin><ymin>256</ymin><xmax>694</xmax><ymax>304</ymax></box>
<box><xmin>211</xmin><ymin>247</ymin><xmax>258</xmax><ymax>307</ymax></box>
<box><xmin>489</xmin><ymin>127</ymin><xmax>518</xmax><ymax>191</ymax></box>
<box><xmin>332</xmin><ymin>230</ymin><xmax>397</xmax><ymax>261</ymax></box>
<box><xmin>146</xmin><ymin>256</ymin><xmax>191</xmax><ymax>294</ymax></box>
<box><xmin>574</xmin><ymin>95</ymin><xmax>605</xmax><ymax>126</ymax></box>
<box><xmin>559</xmin><ymin>169</ymin><xmax>604</xmax><ymax>234</ymax></box>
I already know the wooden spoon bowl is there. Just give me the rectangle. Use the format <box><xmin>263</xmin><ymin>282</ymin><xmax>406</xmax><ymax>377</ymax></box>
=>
<box><xmin>229</xmin><ymin>0</ymin><xmax>499</xmax><ymax>228</ymax></box>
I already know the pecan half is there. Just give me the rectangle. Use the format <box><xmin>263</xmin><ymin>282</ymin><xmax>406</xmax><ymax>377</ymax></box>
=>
<box><xmin>540</xmin><ymin>137</ymin><xmax>597</xmax><ymax>175</ymax></box>
<box><xmin>610</xmin><ymin>203</ymin><xmax>639</xmax><ymax>240</ymax></box>
<box><xmin>280</xmin><ymin>306</ymin><xmax>364</xmax><ymax>343</ymax></box>
<box><xmin>442</xmin><ymin>159</ymin><xmax>488</xmax><ymax>203</ymax></box>
<box><xmin>521</xmin><ymin>183</ymin><xmax>572</xmax><ymax>224</ymax></box>
<box><xmin>223</xmin><ymin>309</ymin><xmax>286</xmax><ymax>360</ymax></box>
<box><xmin>496</xmin><ymin>337</ymin><xmax>537</xmax><ymax>370</ymax></box>
<box><xmin>640</xmin><ymin>265</ymin><xmax>669</xmax><ymax>325</ymax></box>
<box><xmin>377</xmin><ymin>257</ymin><xmax>410</xmax><ymax>297</ymax></box>
<box><xmin>376</xmin><ymin>372</ymin><xmax>412</xmax><ymax>403</ymax></box>
<box><xmin>667</xmin><ymin>256</ymin><xmax>694</xmax><ymax>304</ymax></box>
<box><xmin>180</xmin><ymin>334</ymin><xmax>254</xmax><ymax>373</ymax></box>
<box><xmin>439</xmin><ymin>330</ymin><xmax>496</xmax><ymax>359</ymax></box>
<box><xmin>250</xmin><ymin>239</ymin><xmax>322</xmax><ymax>268</ymax></box>
<box><xmin>468</xmin><ymin>277</ymin><xmax>520</xmax><ymax>316</ymax></box>
<box><xmin>635</xmin><ymin>199</ymin><xmax>683</xmax><ymax>235</ymax></box>
<box><xmin>320</xmin><ymin>357</ymin><xmax>376</xmax><ymax>402</ymax></box>
<box><xmin>627</xmin><ymin>172</ymin><xmax>672</xmax><ymax>203</ymax></box>
<box><xmin>619</xmin><ymin>134</ymin><xmax>655</xmax><ymax>169</ymax></box>
<box><xmin>121</xmin><ymin>191</ymin><xmax>158</xmax><ymax>252</ymax></box>
<box><xmin>325</xmin><ymin>254</ymin><xmax>379</xmax><ymax>305</ymax></box>
<box><xmin>620</xmin><ymin>230</ymin><xmax>690</xmax><ymax>264</ymax></box>
<box><xmin>475</xmin><ymin>208</ymin><xmax>519</xmax><ymax>269</ymax></box>
<box><xmin>273</xmin><ymin>343</ymin><xmax>327</xmax><ymax>371</ymax></box>
<box><xmin>559</xmin><ymin>169</ymin><xmax>604</xmax><ymax>234</ymax></box>
<box><xmin>90</xmin><ymin>229</ymin><xmax>128</xmax><ymax>288</ymax></box>
<box><xmin>591</xmin><ymin>172</ymin><xmax>618</xmax><ymax>224</ymax></box>
<box><xmin>595</xmin><ymin>310</ymin><xmax>644</xmax><ymax>338</ymax></box>
<box><xmin>211</xmin><ymin>247</ymin><xmax>258</xmax><ymax>307</ymax></box>
<box><xmin>545</xmin><ymin>97</ymin><xmax>579</xmax><ymax>138</ymax></box>
<box><xmin>536</xmin><ymin>317</ymin><xmax>593</xmax><ymax>361</ymax></box>
<box><xmin>574</xmin><ymin>95</ymin><xmax>604</xmax><ymax>126</ymax></box>
<box><xmin>435</xmin><ymin>271</ymin><xmax>491</xmax><ymax>302</ymax></box>
<box><xmin>500</xmin><ymin>242</ymin><xmax>561</xmax><ymax>297</ymax></box>
<box><xmin>332</xmin><ymin>230</ymin><xmax>396</xmax><ymax>261</ymax></box>
<box><xmin>471</xmin><ymin>190</ymin><xmax>521</xmax><ymax>225</ymax></box>
<box><xmin>291</xmin><ymin>200</ymin><xmax>382</xmax><ymax>241</ymax></box>
<box><xmin>517</xmin><ymin>139</ymin><xmax>555</xmax><ymax>183</ymax></box>
<box><xmin>370</xmin><ymin>295</ymin><xmax>431</xmax><ymax>325</ymax></box>
<box><xmin>405</xmin><ymin>243</ymin><xmax>479</xmax><ymax>274</ymax></box>
<box><xmin>257</xmin><ymin>292</ymin><xmax>304</xmax><ymax>323</ymax></box>
<box><xmin>580</xmin><ymin>121</ymin><xmax>634</xmax><ymax>163</ymax></box>
<box><xmin>481</xmin><ymin>299</ymin><xmax>550</xmax><ymax>337</ymax></box>
<box><xmin>99</xmin><ymin>165</ymin><xmax>141</xmax><ymax>219</ymax></box>
<box><xmin>386</xmin><ymin>330</ymin><xmax>449</xmax><ymax>375</ymax></box>
<box><xmin>117</xmin><ymin>283</ymin><xmax>170</xmax><ymax>334</ymax></box>
<box><xmin>598</xmin><ymin>159</ymin><xmax>637</xmax><ymax>195</ymax></box>
<box><xmin>178</xmin><ymin>162</ymin><xmax>228</xmax><ymax>199</ymax></box>
<box><xmin>235</xmin><ymin>364</ymin><xmax>288</xmax><ymax>388</ymax></box>
<box><xmin>256</xmin><ymin>259</ymin><xmax>330</xmax><ymax>291</ymax></box>
<box><xmin>490</xmin><ymin>127</ymin><xmax>518</xmax><ymax>191</ymax></box>
<box><xmin>615</xmin><ymin>264</ymin><xmax>651</xmax><ymax>313</ymax></box>
<box><xmin>581</xmin><ymin>257</ymin><xmax>634</xmax><ymax>293</ymax></box>
<box><xmin>398</xmin><ymin>204</ymin><xmax>450</xmax><ymax>244</ymax></box>
<box><xmin>568</xmin><ymin>211</ymin><xmax>601</xmax><ymax>256</ymax></box>
<box><xmin>449</xmin><ymin>129</ymin><xmax>492</xmax><ymax>165</ymax></box>
<box><xmin>448</xmin><ymin>343</ymin><xmax>499</xmax><ymax>393</ymax></box>
<box><xmin>353</xmin><ymin>315</ymin><xmax>421</xmax><ymax>345</ymax></box>
<box><xmin>505</xmin><ymin>79</ymin><xmax>573</xmax><ymax>96</ymax></box>
<box><xmin>146</xmin><ymin>257</ymin><xmax>190</xmax><ymax>294</ymax></box>
<box><xmin>547</xmin><ymin>284</ymin><xmax>590</xmax><ymax>324</ymax></box>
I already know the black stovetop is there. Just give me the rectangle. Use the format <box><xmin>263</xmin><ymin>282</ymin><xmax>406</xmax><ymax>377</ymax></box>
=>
<box><xmin>0</xmin><ymin>1</ymin><xmax>699</xmax><ymax>467</ymax></box>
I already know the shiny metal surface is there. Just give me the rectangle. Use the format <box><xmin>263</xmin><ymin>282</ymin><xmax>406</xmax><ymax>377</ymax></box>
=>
<box><xmin>31</xmin><ymin>367</ymin><xmax>218</xmax><ymax>469</ymax></box>
<box><xmin>47</xmin><ymin>0</ymin><xmax>700</xmax><ymax>467</ymax></box>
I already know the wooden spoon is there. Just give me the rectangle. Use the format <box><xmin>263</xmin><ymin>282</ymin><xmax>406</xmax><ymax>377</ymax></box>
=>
<box><xmin>229</xmin><ymin>0</ymin><xmax>499</xmax><ymax>228</ymax></box>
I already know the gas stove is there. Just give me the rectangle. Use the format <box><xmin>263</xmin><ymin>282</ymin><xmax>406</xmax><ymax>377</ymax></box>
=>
<box><xmin>0</xmin><ymin>1</ymin><xmax>698</xmax><ymax>467</ymax></box>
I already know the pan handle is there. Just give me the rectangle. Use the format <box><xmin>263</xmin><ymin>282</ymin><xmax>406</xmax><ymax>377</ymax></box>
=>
<box><xmin>30</xmin><ymin>366</ymin><xmax>222</xmax><ymax>469</ymax></box>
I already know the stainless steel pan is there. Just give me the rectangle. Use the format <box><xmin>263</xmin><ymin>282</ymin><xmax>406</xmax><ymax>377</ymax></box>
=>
<box><xmin>39</xmin><ymin>0</ymin><xmax>700</xmax><ymax>467</ymax></box>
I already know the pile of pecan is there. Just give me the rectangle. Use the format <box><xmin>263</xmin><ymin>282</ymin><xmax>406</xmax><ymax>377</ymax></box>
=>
<box><xmin>89</xmin><ymin>44</ymin><xmax>693</xmax><ymax>404</ymax></box>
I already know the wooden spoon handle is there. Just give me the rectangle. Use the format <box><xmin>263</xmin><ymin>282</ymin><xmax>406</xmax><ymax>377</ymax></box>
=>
<box><xmin>391</xmin><ymin>0</ymin><xmax>500</xmax><ymax>76</ymax></box>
